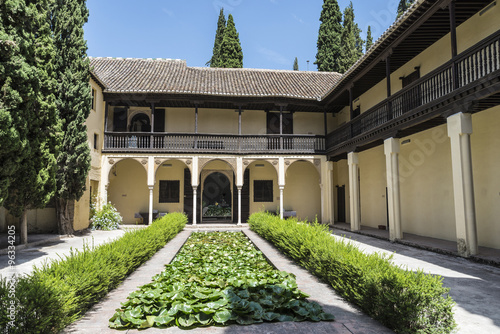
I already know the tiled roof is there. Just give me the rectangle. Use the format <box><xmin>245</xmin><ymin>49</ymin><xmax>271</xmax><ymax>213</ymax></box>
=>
<box><xmin>89</xmin><ymin>57</ymin><xmax>342</xmax><ymax>101</ymax></box>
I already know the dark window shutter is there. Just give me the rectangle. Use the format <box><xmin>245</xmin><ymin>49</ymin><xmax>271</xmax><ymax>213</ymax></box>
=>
<box><xmin>113</xmin><ymin>108</ymin><xmax>127</xmax><ymax>132</ymax></box>
<box><xmin>159</xmin><ymin>180</ymin><xmax>180</xmax><ymax>203</ymax></box>
<box><xmin>254</xmin><ymin>180</ymin><xmax>273</xmax><ymax>202</ymax></box>
<box><xmin>154</xmin><ymin>108</ymin><xmax>165</xmax><ymax>132</ymax></box>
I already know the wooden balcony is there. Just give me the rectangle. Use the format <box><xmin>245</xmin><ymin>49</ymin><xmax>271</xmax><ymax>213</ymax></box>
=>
<box><xmin>327</xmin><ymin>30</ymin><xmax>500</xmax><ymax>158</ymax></box>
<box><xmin>103</xmin><ymin>133</ymin><xmax>325</xmax><ymax>154</ymax></box>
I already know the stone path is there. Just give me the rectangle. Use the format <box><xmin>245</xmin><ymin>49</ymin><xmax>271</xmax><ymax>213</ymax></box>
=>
<box><xmin>64</xmin><ymin>227</ymin><xmax>394</xmax><ymax>333</ymax></box>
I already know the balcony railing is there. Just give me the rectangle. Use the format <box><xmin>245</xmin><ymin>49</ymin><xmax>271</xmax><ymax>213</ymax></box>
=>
<box><xmin>104</xmin><ymin>132</ymin><xmax>325</xmax><ymax>154</ymax></box>
<box><xmin>327</xmin><ymin>30</ymin><xmax>500</xmax><ymax>149</ymax></box>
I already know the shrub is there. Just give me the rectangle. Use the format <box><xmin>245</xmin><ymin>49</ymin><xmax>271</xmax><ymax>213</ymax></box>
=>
<box><xmin>91</xmin><ymin>202</ymin><xmax>122</xmax><ymax>230</ymax></box>
<box><xmin>248</xmin><ymin>212</ymin><xmax>456</xmax><ymax>334</ymax></box>
<box><xmin>0</xmin><ymin>213</ymin><xmax>187</xmax><ymax>333</ymax></box>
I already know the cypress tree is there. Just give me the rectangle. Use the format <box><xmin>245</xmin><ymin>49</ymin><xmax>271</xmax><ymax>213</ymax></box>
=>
<box><xmin>0</xmin><ymin>0</ymin><xmax>31</xmax><ymax>206</ymax></box>
<box><xmin>293</xmin><ymin>57</ymin><xmax>299</xmax><ymax>71</ymax></box>
<box><xmin>219</xmin><ymin>14</ymin><xmax>243</xmax><ymax>68</ymax></box>
<box><xmin>4</xmin><ymin>0</ymin><xmax>59</xmax><ymax>244</ymax></box>
<box><xmin>397</xmin><ymin>0</ymin><xmax>414</xmax><ymax>19</ymax></box>
<box><xmin>207</xmin><ymin>8</ymin><xmax>226</xmax><ymax>67</ymax></box>
<box><xmin>51</xmin><ymin>0</ymin><xmax>92</xmax><ymax>235</ymax></box>
<box><xmin>366</xmin><ymin>25</ymin><xmax>373</xmax><ymax>51</ymax></box>
<box><xmin>354</xmin><ymin>22</ymin><xmax>364</xmax><ymax>58</ymax></box>
<box><xmin>314</xmin><ymin>0</ymin><xmax>343</xmax><ymax>72</ymax></box>
<box><xmin>338</xmin><ymin>2</ymin><xmax>357</xmax><ymax>73</ymax></box>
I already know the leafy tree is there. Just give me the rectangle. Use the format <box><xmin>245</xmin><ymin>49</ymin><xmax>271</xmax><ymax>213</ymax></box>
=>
<box><xmin>366</xmin><ymin>25</ymin><xmax>373</xmax><ymax>51</ymax></box>
<box><xmin>354</xmin><ymin>21</ymin><xmax>364</xmax><ymax>58</ymax></box>
<box><xmin>314</xmin><ymin>0</ymin><xmax>343</xmax><ymax>72</ymax></box>
<box><xmin>207</xmin><ymin>8</ymin><xmax>226</xmax><ymax>67</ymax></box>
<box><xmin>339</xmin><ymin>2</ymin><xmax>358</xmax><ymax>73</ymax></box>
<box><xmin>51</xmin><ymin>0</ymin><xmax>92</xmax><ymax>235</ymax></box>
<box><xmin>219</xmin><ymin>14</ymin><xmax>243</xmax><ymax>68</ymax></box>
<box><xmin>3</xmin><ymin>0</ymin><xmax>60</xmax><ymax>244</ymax></box>
<box><xmin>293</xmin><ymin>57</ymin><xmax>299</xmax><ymax>71</ymax></box>
<box><xmin>397</xmin><ymin>0</ymin><xmax>414</xmax><ymax>19</ymax></box>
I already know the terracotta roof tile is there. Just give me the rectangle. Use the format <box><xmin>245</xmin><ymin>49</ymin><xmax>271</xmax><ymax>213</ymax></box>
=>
<box><xmin>89</xmin><ymin>57</ymin><xmax>342</xmax><ymax>101</ymax></box>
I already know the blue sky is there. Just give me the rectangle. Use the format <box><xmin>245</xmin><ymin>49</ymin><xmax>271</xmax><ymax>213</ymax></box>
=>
<box><xmin>84</xmin><ymin>0</ymin><xmax>402</xmax><ymax>71</ymax></box>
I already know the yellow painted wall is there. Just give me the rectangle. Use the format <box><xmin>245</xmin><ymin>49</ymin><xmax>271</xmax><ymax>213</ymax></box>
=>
<box><xmin>332</xmin><ymin>159</ymin><xmax>350</xmax><ymax>223</ymax></box>
<box><xmin>248</xmin><ymin>161</ymin><xmax>279</xmax><ymax>214</ymax></box>
<box><xmin>165</xmin><ymin>108</ymin><xmax>193</xmax><ymax>133</ymax></box>
<box><xmin>108</xmin><ymin>159</ymin><xmax>149</xmax><ymax>224</ymax></box>
<box><xmin>293</xmin><ymin>112</ymin><xmax>325</xmax><ymax>135</ymax></box>
<box><xmin>471</xmin><ymin>106</ymin><xmax>500</xmax><ymax>249</ymax></box>
<box><xmin>198</xmin><ymin>109</ymin><xmax>238</xmax><ymax>134</ymax></box>
<box><xmin>154</xmin><ymin>160</ymin><xmax>186</xmax><ymax>214</ymax></box>
<box><xmin>284</xmin><ymin>161</ymin><xmax>321</xmax><ymax>222</ymax></box>
<box><xmin>457</xmin><ymin>2</ymin><xmax>500</xmax><ymax>53</ymax></box>
<box><xmin>399</xmin><ymin>125</ymin><xmax>456</xmax><ymax>241</ymax></box>
<box><xmin>242</xmin><ymin>110</ymin><xmax>267</xmax><ymax>135</ymax></box>
<box><xmin>359</xmin><ymin>146</ymin><xmax>387</xmax><ymax>228</ymax></box>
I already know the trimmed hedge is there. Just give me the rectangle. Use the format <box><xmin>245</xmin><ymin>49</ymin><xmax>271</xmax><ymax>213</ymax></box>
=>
<box><xmin>248</xmin><ymin>212</ymin><xmax>456</xmax><ymax>334</ymax></box>
<box><xmin>0</xmin><ymin>212</ymin><xmax>186</xmax><ymax>334</ymax></box>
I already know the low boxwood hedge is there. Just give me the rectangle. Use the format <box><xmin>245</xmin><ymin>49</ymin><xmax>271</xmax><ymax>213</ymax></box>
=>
<box><xmin>0</xmin><ymin>212</ymin><xmax>186</xmax><ymax>334</ymax></box>
<box><xmin>248</xmin><ymin>212</ymin><xmax>456</xmax><ymax>334</ymax></box>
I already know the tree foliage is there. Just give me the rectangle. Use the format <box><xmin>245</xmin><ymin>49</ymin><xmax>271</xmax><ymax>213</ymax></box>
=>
<box><xmin>339</xmin><ymin>2</ymin><xmax>359</xmax><ymax>73</ymax></box>
<box><xmin>51</xmin><ymin>0</ymin><xmax>92</xmax><ymax>235</ymax></box>
<box><xmin>315</xmin><ymin>0</ymin><xmax>343</xmax><ymax>72</ymax></box>
<box><xmin>2</xmin><ymin>0</ymin><xmax>60</xmax><ymax>244</ymax></box>
<box><xmin>219</xmin><ymin>14</ymin><xmax>243</xmax><ymax>68</ymax></box>
<box><xmin>293</xmin><ymin>57</ymin><xmax>299</xmax><ymax>71</ymax></box>
<box><xmin>366</xmin><ymin>25</ymin><xmax>373</xmax><ymax>51</ymax></box>
<box><xmin>397</xmin><ymin>0</ymin><xmax>414</xmax><ymax>19</ymax></box>
<box><xmin>207</xmin><ymin>8</ymin><xmax>226</xmax><ymax>67</ymax></box>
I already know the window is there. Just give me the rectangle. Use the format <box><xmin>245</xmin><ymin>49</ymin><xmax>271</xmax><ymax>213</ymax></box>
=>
<box><xmin>91</xmin><ymin>87</ymin><xmax>96</xmax><ymax>111</ymax></box>
<box><xmin>254</xmin><ymin>180</ymin><xmax>273</xmax><ymax>202</ymax></box>
<box><xmin>159</xmin><ymin>180</ymin><xmax>180</xmax><ymax>203</ymax></box>
<box><xmin>93</xmin><ymin>133</ymin><xmax>99</xmax><ymax>150</ymax></box>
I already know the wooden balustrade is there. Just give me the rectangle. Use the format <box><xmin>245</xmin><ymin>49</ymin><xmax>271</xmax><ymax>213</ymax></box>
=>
<box><xmin>327</xmin><ymin>31</ymin><xmax>500</xmax><ymax>151</ymax></box>
<box><xmin>104</xmin><ymin>133</ymin><xmax>325</xmax><ymax>154</ymax></box>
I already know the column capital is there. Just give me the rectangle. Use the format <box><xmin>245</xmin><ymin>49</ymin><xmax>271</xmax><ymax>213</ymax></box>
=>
<box><xmin>384</xmin><ymin>137</ymin><xmax>400</xmax><ymax>155</ymax></box>
<box><xmin>148</xmin><ymin>185</ymin><xmax>154</xmax><ymax>191</ymax></box>
<box><xmin>447</xmin><ymin>112</ymin><xmax>473</xmax><ymax>136</ymax></box>
<box><xmin>347</xmin><ymin>152</ymin><xmax>359</xmax><ymax>165</ymax></box>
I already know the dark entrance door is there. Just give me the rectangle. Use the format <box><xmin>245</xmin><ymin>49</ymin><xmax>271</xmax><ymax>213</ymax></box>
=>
<box><xmin>202</xmin><ymin>172</ymin><xmax>232</xmax><ymax>222</ymax></box>
<box><xmin>337</xmin><ymin>185</ymin><xmax>346</xmax><ymax>222</ymax></box>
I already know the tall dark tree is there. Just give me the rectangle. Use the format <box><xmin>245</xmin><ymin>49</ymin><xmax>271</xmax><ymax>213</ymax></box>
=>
<box><xmin>293</xmin><ymin>57</ymin><xmax>299</xmax><ymax>71</ymax></box>
<box><xmin>315</xmin><ymin>0</ymin><xmax>343</xmax><ymax>72</ymax></box>
<box><xmin>219</xmin><ymin>14</ymin><xmax>243</xmax><ymax>68</ymax></box>
<box><xmin>3</xmin><ymin>0</ymin><xmax>60</xmax><ymax>244</ymax></box>
<box><xmin>207</xmin><ymin>8</ymin><xmax>226</xmax><ymax>67</ymax></box>
<box><xmin>339</xmin><ymin>2</ymin><xmax>357</xmax><ymax>73</ymax></box>
<box><xmin>354</xmin><ymin>21</ymin><xmax>364</xmax><ymax>58</ymax></box>
<box><xmin>397</xmin><ymin>0</ymin><xmax>414</xmax><ymax>19</ymax></box>
<box><xmin>0</xmin><ymin>0</ymin><xmax>32</xmax><ymax>206</ymax></box>
<box><xmin>366</xmin><ymin>25</ymin><xmax>373</xmax><ymax>51</ymax></box>
<box><xmin>51</xmin><ymin>0</ymin><xmax>92</xmax><ymax>235</ymax></box>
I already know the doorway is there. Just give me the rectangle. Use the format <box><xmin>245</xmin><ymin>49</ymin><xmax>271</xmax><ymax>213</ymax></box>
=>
<box><xmin>337</xmin><ymin>185</ymin><xmax>346</xmax><ymax>222</ymax></box>
<box><xmin>202</xmin><ymin>172</ymin><xmax>232</xmax><ymax>222</ymax></box>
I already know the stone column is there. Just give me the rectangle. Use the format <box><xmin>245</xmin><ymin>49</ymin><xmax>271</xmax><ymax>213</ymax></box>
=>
<box><xmin>447</xmin><ymin>112</ymin><xmax>478</xmax><ymax>257</ymax></box>
<box><xmin>237</xmin><ymin>186</ymin><xmax>242</xmax><ymax>225</ymax></box>
<box><xmin>148</xmin><ymin>186</ymin><xmax>154</xmax><ymax>225</ymax></box>
<box><xmin>384</xmin><ymin>138</ymin><xmax>403</xmax><ymax>241</ymax></box>
<box><xmin>192</xmin><ymin>187</ymin><xmax>198</xmax><ymax>226</ymax></box>
<box><xmin>347</xmin><ymin>152</ymin><xmax>360</xmax><ymax>231</ymax></box>
<box><xmin>278</xmin><ymin>157</ymin><xmax>285</xmax><ymax>219</ymax></box>
<box><xmin>191</xmin><ymin>157</ymin><xmax>199</xmax><ymax>225</ymax></box>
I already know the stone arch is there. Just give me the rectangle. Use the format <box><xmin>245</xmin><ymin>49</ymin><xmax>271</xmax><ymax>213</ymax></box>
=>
<box><xmin>107</xmin><ymin>158</ymin><xmax>149</xmax><ymax>224</ymax></box>
<box><xmin>243</xmin><ymin>158</ymin><xmax>279</xmax><ymax>176</ymax></box>
<box><xmin>198</xmin><ymin>157</ymin><xmax>236</xmax><ymax>175</ymax></box>
<box><xmin>199</xmin><ymin>159</ymin><xmax>235</xmax><ymax>222</ymax></box>
<box><xmin>154</xmin><ymin>157</ymin><xmax>192</xmax><ymax>178</ymax></box>
<box><xmin>284</xmin><ymin>159</ymin><xmax>322</xmax><ymax>222</ymax></box>
<box><xmin>284</xmin><ymin>158</ymin><xmax>321</xmax><ymax>178</ymax></box>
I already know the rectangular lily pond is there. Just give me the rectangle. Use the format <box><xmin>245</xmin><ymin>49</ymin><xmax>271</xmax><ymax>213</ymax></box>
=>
<box><xmin>109</xmin><ymin>231</ymin><xmax>334</xmax><ymax>329</ymax></box>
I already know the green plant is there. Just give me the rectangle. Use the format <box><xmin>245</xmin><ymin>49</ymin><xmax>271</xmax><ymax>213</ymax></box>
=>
<box><xmin>204</xmin><ymin>204</ymin><xmax>231</xmax><ymax>217</ymax></box>
<box><xmin>248</xmin><ymin>212</ymin><xmax>456</xmax><ymax>334</ymax></box>
<box><xmin>0</xmin><ymin>213</ymin><xmax>187</xmax><ymax>333</ymax></box>
<box><xmin>91</xmin><ymin>202</ymin><xmax>122</xmax><ymax>230</ymax></box>
<box><xmin>109</xmin><ymin>231</ymin><xmax>334</xmax><ymax>329</ymax></box>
